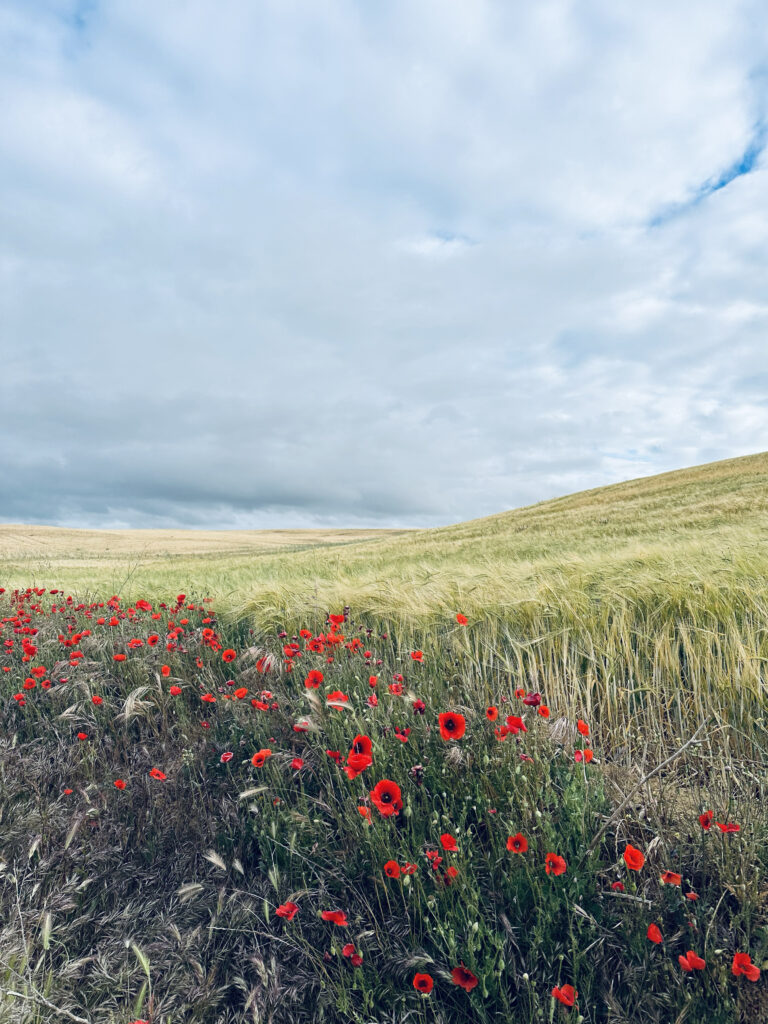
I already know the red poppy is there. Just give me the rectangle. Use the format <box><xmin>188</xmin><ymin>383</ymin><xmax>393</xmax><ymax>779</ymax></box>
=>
<box><xmin>715</xmin><ymin>821</ymin><xmax>740</xmax><ymax>833</ymax></box>
<box><xmin>251</xmin><ymin>748</ymin><xmax>272</xmax><ymax>768</ymax></box>
<box><xmin>732</xmin><ymin>952</ymin><xmax>760</xmax><ymax>982</ymax></box>
<box><xmin>647</xmin><ymin>923</ymin><xmax>663</xmax><ymax>944</ymax></box>
<box><xmin>698</xmin><ymin>810</ymin><xmax>713</xmax><ymax>830</ymax></box>
<box><xmin>169</xmin><ymin>685</ymin><xmax>182</xmax><ymax>696</ymax></box>
<box><xmin>388</xmin><ymin>682</ymin><xmax>404</xmax><ymax>695</ymax></box>
<box><xmin>685</xmin><ymin>891</ymin><xmax>699</xmax><ymax>901</ymax></box>
<box><xmin>574</xmin><ymin>749</ymin><xmax>593</xmax><ymax>763</ymax></box>
<box><xmin>545</xmin><ymin>853</ymin><xmax>567</xmax><ymax>876</ymax></box>
<box><xmin>456</xmin><ymin>613</ymin><xmax>468</xmax><ymax>626</ymax></box>
<box><xmin>114</xmin><ymin>779</ymin><xmax>126</xmax><ymax>790</ymax></box>
<box><xmin>413</xmin><ymin>972</ymin><xmax>434</xmax><ymax>993</ymax></box>
<box><xmin>577</xmin><ymin>719</ymin><xmax>589</xmax><ymax>736</ymax></box>
<box><xmin>505</xmin><ymin>715</ymin><xmax>527</xmax><ymax>735</ymax></box>
<box><xmin>438</xmin><ymin>712</ymin><xmax>466</xmax><ymax>741</ymax></box>
<box><xmin>611</xmin><ymin>881</ymin><xmax>625</xmax><ymax>891</ymax></box>
<box><xmin>678</xmin><ymin>950</ymin><xmax>706</xmax><ymax>971</ymax></box>
<box><xmin>538</xmin><ymin>705</ymin><xmax>550</xmax><ymax>718</ymax></box>
<box><xmin>451</xmin><ymin>965</ymin><xmax>478</xmax><ymax>991</ymax></box>
<box><xmin>76</xmin><ymin>732</ymin><xmax>88</xmax><ymax>741</ymax></box>
<box><xmin>321</xmin><ymin>909</ymin><xmax>348</xmax><ymax>926</ymax></box>
<box><xmin>291</xmin><ymin>757</ymin><xmax>304</xmax><ymax>770</ymax></box>
<box><xmin>326</xmin><ymin>690</ymin><xmax>349</xmax><ymax>705</ymax></box>
<box><xmin>304</xmin><ymin>670</ymin><xmax>324</xmax><ymax>689</ymax></box>
<box><xmin>514</xmin><ymin>688</ymin><xmax>525</xmax><ymax>698</ymax></box>
<box><xmin>149</xmin><ymin>768</ymin><xmax>166</xmax><ymax>780</ymax></box>
<box><xmin>275</xmin><ymin>901</ymin><xmax>299</xmax><ymax>920</ymax></box>
<box><xmin>522</xmin><ymin>691</ymin><xmax>541</xmax><ymax>707</ymax></box>
<box><xmin>411</xmin><ymin>650</ymin><xmax>423</xmax><ymax>662</ymax></box>
<box><xmin>506</xmin><ymin>833</ymin><xmax>528</xmax><ymax>853</ymax></box>
<box><xmin>440</xmin><ymin>833</ymin><xmax>458</xmax><ymax>852</ymax></box>
<box><xmin>384</xmin><ymin>860</ymin><xmax>401</xmax><ymax>878</ymax></box>
<box><xmin>623</xmin><ymin>845</ymin><xmax>645</xmax><ymax>871</ymax></box>
<box><xmin>113</xmin><ymin>654</ymin><xmax>126</xmax><ymax>662</ymax></box>
<box><xmin>445</xmin><ymin>865</ymin><xmax>458</xmax><ymax>880</ymax></box>
<box><xmin>368</xmin><ymin>675</ymin><xmax>378</xmax><ymax>687</ymax></box>
<box><xmin>552</xmin><ymin>984</ymin><xmax>577</xmax><ymax>1006</ymax></box>
<box><xmin>660</xmin><ymin>870</ymin><xmax>681</xmax><ymax>886</ymax></box>
<box><xmin>91</xmin><ymin>695</ymin><xmax>103</xmax><ymax>705</ymax></box>
<box><xmin>343</xmin><ymin>752</ymin><xmax>372</xmax><ymax>779</ymax></box>
<box><xmin>220</xmin><ymin>752</ymin><xmax>234</xmax><ymax>763</ymax></box>
<box><xmin>486</xmin><ymin>706</ymin><xmax>498</xmax><ymax>721</ymax></box>
<box><xmin>370</xmin><ymin>779</ymin><xmax>402</xmax><ymax>817</ymax></box>
<box><xmin>234</xmin><ymin>687</ymin><xmax>248</xmax><ymax>699</ymax></box>
<box><xmin>222</xmin><ymin>649</ymin><xmax>236</xmax><ymax>662</ymax></box>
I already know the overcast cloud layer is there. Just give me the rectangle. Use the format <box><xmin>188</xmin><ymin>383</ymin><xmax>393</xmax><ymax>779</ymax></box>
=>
<box><xmin>2</xmin><ymin>1</ymin><xmax>767</xmax><ymax>528</ymax></box>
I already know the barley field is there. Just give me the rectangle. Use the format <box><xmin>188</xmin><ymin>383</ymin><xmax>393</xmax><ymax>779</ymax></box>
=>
<box><xmin>1</xmin><ymin>454</ymin><xmax>767</xmax><ymax>1023</ymax></box>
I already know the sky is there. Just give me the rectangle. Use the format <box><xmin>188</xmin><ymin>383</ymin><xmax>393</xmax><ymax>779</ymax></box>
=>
<box><xmin>2</xmin><ymin>0</ymin><xmax>767</xmax><ymax>529</ymax></box>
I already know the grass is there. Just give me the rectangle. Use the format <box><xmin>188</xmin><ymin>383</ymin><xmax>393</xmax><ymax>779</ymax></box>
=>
<box><xmin>1</xmin><ymin>454</ymin><xmax>768</xmax><ymax>1021</ymax></box>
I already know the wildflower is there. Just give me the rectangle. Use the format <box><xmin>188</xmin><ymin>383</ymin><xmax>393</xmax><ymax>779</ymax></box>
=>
<box><xmin>76</xmin><ymin>732</ymin><xmax>88</xmax><ymax>741</ymax></box>
<box><xmin>370</xmin><ymin>779</ymin><xmax>402</xmax><ymax>817</ymax></box>
<box><xmin>574</xmin><ymin>749</ymin><xmax>593</xmax><ymax>763</ymax></box>
<box><xmin>412</xmin><ymin>698</ymin><xmax>426</xmax><ymax>714</ymax></box>
<box><xmin>91</xmin><ymin>695</ymin><xmax>103</xmax><ymax>705</ymax></box>
<box><xmin>149</xmin><ymin>768</ymin><xmax>166</xmax><ymax>780</ymax></box>
<box><xmin>698</xmin><ymin>810</ymin><xmax>713</xmax><ymax>830</ymax></box>
<box><xmin>438</xmin><ymin>712</ymin><xmax>466</xmax><ymax>740</ymax></box>
<box><xmin>389</xmin><ymin>682</ymin><xmax>404</xmax><ymax>695</ymax></box>
<box><xmin>660</xmin><ymin>870</ymin><xmax>682</xmax><ymax>886</ymax></box>
<box><xmin>251</xmin><ymin>748</ymin><xmax>272</xmax><ymax>768</ymax></box>
<box><xmin>368</xmin><ymin>675</ymin><xmax>378</xmax><ymax>687</ymax></box>
<box><xmin>304</xmin><ymin>670</ymin><xmax>323</xmax><ymax>688</ymax></box>
<box><xmin>506</xmin><ymin>833</ymin><xmax>528</xmax><ymax>853</ymax></box>
<box><xmin>623</xmin><ymin>845</ymin><xmax>645</xmax><ymax>871</ymax></box>
<box><xmin>678</xmin><ymin>950</ymin><xmax>706</xmax><ymax>971</ymax></box>
<box><xmin>514</xmin><ymin>688</ymin><xmax>525</xmax><ymax>698</ymax></box>
<box><xmin>341</xmin><ymin>942</ymin><xmax>356</xmax><ymax>957</ymax></box>
<box><xmin>440</xmin><ymin>833</ymin><xmax>458</xmax><ymax>852</ymax></box>
<box><xmin>538</xmin><ymin>705</ymin><xmax>550</xmax><ymax>718</ymax></box>
<box><xmin>114</xmin><ymin>779</ymin><xmax>126</xmax><ymax>790</ymax></box>
<box><xmin>220</xmin><ymin>752</ymin><xmax>233</xmax><ymax>763</ymax></box>
<box><xmin>715</xmin><ymin>821</ymin><xmax>740</xmax><ymax>833</ymax></box>
<box><xmin>201</xmin><ymin>693</ymin><xmax>216</xmax><ymax>703</ymax></box>
<box><xmin>522</xmin><ymin>691</ymin><xmax>541</xmax><ymax>707</ymax></box>
<box><xmin>222</xmin><ymin>649</ymin><xmax>237</xmax><ymax>662</ymax></box>
<box><xmin>234</xmin><ymin>687</ymin><xmax>248</xmax><ymax>699</ymax></box>
<box><xmin>505</xmin><ymin>715</ymin><xmax>527</xmax><ymax>735</ymax></box>
<box><xmin>451</xmin><ymin>965</ymin><xmax>478</xmax><ymax>992</ymax></box>
<box><xmin>647</xmin><ymin>924</ymin><xmax>663</xmax><ymax>944</ymax></box>
<box><xmin>411</xmin><ymin>650</ymin><xmax>423</xmax><ymax>662</ymax></box>
<box><xmin>445</xmin><ymin>865</ymin><xmax>459</xmax><ymax>880</ymax></box>
<box><xmin>552</xmin><ymin>984</ymin><xmax>577</xmax><ymax>1006</ymax></box>
<box><xmin>577</xmin><ymin>719</ymin><xmax>590</xmax><ymax>736</ymax></box>
<box><xmin>169</xmin><ymin>685</ymin><xmax>182</xmax><ymax>696</ymax></box>
<box><xmin>113</xmin><ymin>654</ymin><xmax>126</xmax><ymax>662</ymax></box>
<box><xmin>321</xmin><ymin>909</ymin><xmax>348</xmax><ymax>926</ymax></box>
<box><xmin>291</xmin><ymin>757</ymin><xmax>304</xmax><ymax>770</ymax></box>
<box><xmin>685</xmin><ymin>891</ymin><xmax>699</xmax><ymax>901</ymax></box>
<box><xmin>275</xmin><ymin>901</ymin><xmax>299</xmax><ymax>920</ymax></box>
<box><xmin>486</xmin><ymin>706</ymin><xmax>498</xmax><ymax>721</ymax></box>
<box><xmin>545</xmin><ymin>853</ymin><xmax>567</xmax><ymax>876</ymax></box>
<box><xmin>611</xmin><ymin>881</ymin><xmax>625</xmax><ymax>892</ymax></box>
<box><xmin>456</xmin><ymin>613</ymin><xmax>468</xmax><ymax>625</ymax></box>
<box><xmin>413</xmin><ymin>972</ymin><xmax>434</xmax><ymax>994</ymax></box>
<box><xmin>384</xmin><ymin>860</ymin><xmax>401</xmax><ymax>878</ymax></box>
<box><xmin>732</xmin><ymin>953</ymin><xmax>760</xmax><ymax>982</ymax></box>
<box><xmin>401</xmin><ymin>862</ymin><xmax>418</xmax><ymax>874</ymax></box>
<box><xmin>326</xmin><ymin>690</ymin><xmax>349</xmax><ymax>706</ymax></box>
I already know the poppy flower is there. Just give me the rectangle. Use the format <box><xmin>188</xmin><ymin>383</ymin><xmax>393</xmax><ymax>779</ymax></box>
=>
<box><xmin>698</xmin><ymin>810</ymin><xmax>713</xmax><ymax>830</ymax></box>
<box><xmin>486</xmin><ymin>706</ymin><xmax>498</xmax><ymax>721</ymax></box>
<box><xmin>344</xmin><ymin>752</ymin><xmax>372</xmax><ymax>779</ymax></box>
<box><xmin>341</xmin><ymin>942</ymin><xmax>356</xmax><ymax>958</ymax></box>
<box><xmin>401</xmin><ymin>862</ymin><xmax>418</xmax><ymax>874</ymax></box>
<box><xmin>370</xmin><ymin>779</ymin><xmax>402</xmax><ymax>817</ymax></box>
<box><xmin>685</xmin><ymin>891</ymin><xmax>699</xmax><ymax>901</ymax></box>
<box><xmin>647</xmin><ymin>923</ymin><xmax>663</xmax><ymax>944</ymax></box>
<box><xmin>251</xmin><ymin>748</ymin><xmax>272</xmax><ymax>768</ymax></box>
<box><xmin>413</xmin><ymin>972</ymin><xmax>434</xmax><ymax>994</ymax></box>
<box><xmin>113</xmin><ymin>654</ymin><xmax>126</xmax><ymax>662</ymax></box>
<box><xmin>514</xmin><ymin>688</ymin><xmax>526</xmax><ymax>698</ymax></box>
<box><xmin>169</xmin><ymin>685</ymin><xmax>182</xmax><ymax>696</ymax></box>
<box><xmin>440</xmin><ymin>833</ymin><xmax>458</xmax><ymax>852</ymax></box>
<box><xmin>321</xmin><ymin>909</ymin><xmax>348</xmax><ymax>926</ymax></box>
<box><xmin>538</xmin><ymin>705</ymin><xmax>550</xmax><ymax>718</ymax></box>
<box><xmin>326</xmin><ymin>690</ymin><xmax>349</xmax><ymax>705</ymax></box>
<box><xmin>574</xmin><ymin>749</ymin><xmax>593</xmax><ymax>763</ymax></box>
<box><xmin>304</xmin><ymin>670</ymin><xmax>323</xmax><ymax>689</ymax></box>
<box><xmin>114</xmin><ymin>779</ymin><xmax>126</xmax><ymax>790</ymax></box>
<box><xmin>611</xmin><ymin>881</ymin><xmax>625</xmax><ymax>892</ymax></box>
<box><xmin>234</xmin><ymin>687</ymin><xmax>248</xmax><ymax>699</ymax></box>
<box><xmin>91</xmin><ymin>695</ymin><xmax>103</xmax><ymax>705</ymax></box>
<box><xmin>291</xmin><ymin>757</ymin><xmax>304</xmax><ymax>770</ymax></box>
<box><xmin>445</xmin><ymin>865</ymin><xmax>459</xmax><ymax>880</ymax></box>
<box><xmin>678</xmin><ymin>950</ymin><xmax>706</xmax><ymax>971</ymax></box>
<box><xmin>506</xmin><ymin>833</ymin><xmax>528</xmax><ymax>854</ymax></box>
<box><xmin>220</xmin><ymin>752</ymin><xmax>234</xmax><ymax>763</ymax></box>
<box><xmin>545</xmin><ymin>853</ymin><xmax>567</xmax><ymax>876</ymax></box>
<box><xmin>438</xmin><ymin>712</ymin><xmax>466</xmax><ymax>741</ymax></box>
<box><xmin>732</xmin><ymin>952</ymin><xmax>760</xmax><ymax>981</ymax></box>
<box><xmin>577</xmin><ymin>719</ymin><xmax>589</xmax><ymax>736</ymax></box>
<box><xmin>660</xmin><ymin>870</ymin><xmax>682</xmax><ymax>886</ymax></box>
<box><xmin>412</xmin><ymin>698</ymin><xmax>426</xmax><ymax>714</ymax></box>
<box><xmin>411</xmin><ymin>650</ymin><xmax>423</xmax><ymax>662</ymax></box>
<box><xmin>384</xmin><ymin>860</ymin><xmax>401</xmax><ymax>878</ymax></box>
<box><xmin>552</xmin><ymin>984</ymin><xmax>577</xmax><ymax>1007</ymax></box>
<box><xmin>275</xmin><ymin>901</ymin><xmax>299</xmax><ymax>920</ymax></box>
<box><xmin>76</xmin><ymin>732</ymin><xmax>88</xmax><ymax>741</ymax></box>
<box><xmin>222</xmin><ymin>649</ymin><xmax>237</xmax><ymax>662</ymax></box>
<box><xmin>388</xmin><ymin>682</ymin><xmax>404</xmax><ymax>695</ymax></box>
<box><xmin>623</xmin><ymin>844</ymin><xmax>645</xmax><ymax>871</ymax></box>
<box><xmin>522</xmin><ymin>691</ymin><xmax>541</xmax><ymax>707</ymax></box>
<box><xmin>451</xmin><ymin>965</ymin><xmax>478</xmax><ymax>992</ymax></box>
<box><xmin>149</xmin><ymin>768</ymin><xmax>166</xmax><ymax>780</ymax></box>
<box><xmin>368</xmin><ymin>675</ymin><xmax>378</xmax><ymax>687</ymax></box>
<box><xmin>456</xmin><ymin>613</ymin><xmax>468</xmax><ymax>626</ymax></box>
<box><xmin>715</xmin><ymin>821</ymin><xmax>740</xmax><ymax>833</ymax></box>
<box><xmin>505</xmin><ymin>715</ymin><xmax>527</xmax><ymax>735</ymax></box>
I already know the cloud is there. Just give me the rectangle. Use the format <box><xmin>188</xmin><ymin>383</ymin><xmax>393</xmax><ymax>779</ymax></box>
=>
<box><xmin>1</xmin><ymin>0</ymin><xmax>767</xmax><ymax>529</ymax></box>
